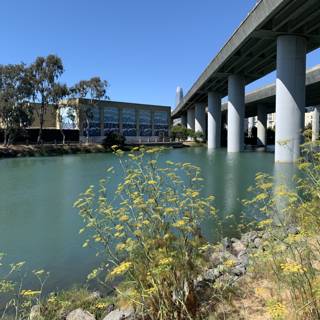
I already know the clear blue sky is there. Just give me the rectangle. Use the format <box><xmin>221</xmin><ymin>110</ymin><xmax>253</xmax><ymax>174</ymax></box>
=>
<box><xmin>0</xmin><ymin>0</ymin><xmax>318</xmax><ymax>108</ymax></box>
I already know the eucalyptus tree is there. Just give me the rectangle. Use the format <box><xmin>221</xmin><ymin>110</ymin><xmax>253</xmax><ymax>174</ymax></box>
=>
<box><xmin>54</xmin><ymin>84</ymin><xmax>69</xmax><ymax>144</ymax></box>
<box><xmin>28</xmin><ymin>55</ymin><xmax>67</xmax><ymax>144</ymax></box>
<box><xmin>0</xmin><ymin>64</ymin><xmax>33</xmax><ymax>145</ymax></box>
<box><xmin>69</xmin><ymin>77</ymin><xmax>109</xmax><ymax>143</ymax></box>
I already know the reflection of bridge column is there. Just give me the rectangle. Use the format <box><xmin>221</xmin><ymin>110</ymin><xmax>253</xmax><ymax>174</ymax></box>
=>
<box><xmin>273</xmin><ymin>163</ymin><xmax>298</xmax><ymax>220</ymax></box>
<box><xmin>208</xmin><ymin>92</ymin><xmax>221</xmax><ymax>149</ymax></box>
<box><xmin>227</xmin><ymin>74</ymin><xmax>245</xmax><ymax>152</ymax></box>
<box><xmin>275</xmin><ymin>36</ymin><xmax>306</xmax><ymax>162</ymax></box>
<box><xmin>257</xmin><ymin>104</ymin><xmax>267</xmax><ymax>146</ymax></box>
<box><xmin>195</xmin><ymin>103</ymin><xmax>206</xmax><ymax>134</ymax></box>
<box><xmin>224</xmin><ymin>153</ymin><xmax>241</xmax><ymax>216</ymax></box>
<box><xmin>181</xmin><ymin>113</ymin><xmax>187</xmax><ymax>127</ymax></box>
<box><xmin>187</xmin><ymin>108</ymin><xmax>195</xmax><ymax>130</ymax></box>
<box><xmin>312</xmin><ymin>106</ymin><xmax>320</xmax><ymax>142</ymax></box>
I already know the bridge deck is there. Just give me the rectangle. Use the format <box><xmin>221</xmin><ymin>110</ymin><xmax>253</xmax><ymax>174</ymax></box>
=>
<box><xmin>172</xmin><ymin>0</ymin><xmax>320</xmax><ymax>119</ymax></box>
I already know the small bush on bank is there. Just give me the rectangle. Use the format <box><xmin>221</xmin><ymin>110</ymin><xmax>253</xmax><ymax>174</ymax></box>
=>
<box><xmin>102</xmin><ymin>132</ymin><xmax>125</xmax><ymax>149</ymax></box>
<box><xmin>74</xmin><ymin>147</ymin><xmax>218</xmax><ymax>319</ymax></box>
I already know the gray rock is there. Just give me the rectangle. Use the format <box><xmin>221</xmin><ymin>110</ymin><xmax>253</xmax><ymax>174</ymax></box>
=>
<box><xmin>231</xmin><ymin>265</ymin><xmax>246</xmax><ymax>277</ymax></box>
<box><xmin>103</xmin><ymin>308</ymin><xmax>134</xmax><ymax>320</ymax></box>
<box><xmin>238</xmin><ymin>252</ymin><xmax>249</xmax><ymax>266</ymax></box>
<box><xmin>241</xmin><ymin>231</ymin><xmax>259</xmax><ymax>245</ymax></box>
<box><xmin>29</xmin><ymin>305</ymin><xmax>42</xmax><ymax>320</ymax></box>
<box><xmin>66</xmin><ymin>308</ymin><xmax>96</xmax><ymax>320</ymax></box>
<box><xmin>287</xmin><ymin>225</ymin><xmax>299</xmax><ymax>235</ymax></box>
<box><xmin>231</xmin><ymin>240</ymin><xmax>246</xmax><ymax>257</ymax></box>
<box><xmin>202</xmin><ymin>268</ymin><xmax>221</xmax><ymax>281</ymax></box>
<box><xmin>253</xmin><ymin>237</ymin><xmax>262</xmax><ymax>248</ymax></box>
<box><xmin>221</xmin><ymin>237</ymin><xmax>231</xmax><ymax>250</ymax></box>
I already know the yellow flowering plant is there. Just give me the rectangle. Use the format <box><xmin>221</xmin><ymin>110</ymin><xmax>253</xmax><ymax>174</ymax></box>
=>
<box><xmin>244</xmin><ymin>141</ymin><xmax>320</xmax><ymax>319</ymax></box>
<box><xmin>0</xmin><ymin>252</ymin><xmax>49</xmax><ymax>320</ymax></box>
<box><xmin>74</xmin><ymin>147</ymin><xmax>217</xmax><ymax>319</ymax></box>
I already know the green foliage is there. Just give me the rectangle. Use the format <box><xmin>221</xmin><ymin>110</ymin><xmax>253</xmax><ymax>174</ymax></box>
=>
<box><xmin>0</xmin><ymin>64</ymin><xmax>33</xmax><ymax>145</ymax></box>
<box><xmin>244</xmin><ymin>142</ymin><xmax>320</xmax><ymax>319</ymax></box>
<box><xmin>69</xmin><ymin>77</ymin><xmax>109</xmax><ymax>142</ymax></box>
<box><xmin>193</xmin><ymin>130</ymin><xmax>204</xmax><ymax>143</ymax></box>
<box><xmin>74</xmin><ymin>147</ymin><xmax>217</xmax><ymax>319</ymax></box>
<box><xmin>102</xmin><ymin>131</ymin><xmax>125</xmax><ymax>149</ymax></box>
<box><xmin>170</xmin><ymin>124</ymin><xmax>203</xmax><ymax>143</ymax></box>
<box><xmin>28</xmin><ymin>55</ymin><xmax>68</xmax><ymax>144</ymax></box>
<box><xmin>40</xmin><ymin>287</ymin><xmax>113</xmax><ymax>320</ymax></box>
<box><xmin>170</xmin><ymin>124</ymin><xmax>189</xmax><ymax>141</ymax></box>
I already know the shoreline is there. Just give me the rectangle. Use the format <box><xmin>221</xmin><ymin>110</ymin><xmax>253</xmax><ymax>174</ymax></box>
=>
<box><xmin>0</xmin><ymin>142</ymin><xmax>188</xmax><ymax>159</ymax></box>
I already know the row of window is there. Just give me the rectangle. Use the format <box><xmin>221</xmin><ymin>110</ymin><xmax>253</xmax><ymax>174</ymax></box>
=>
<box><xmin>82</xmin><ymin>107</ymin><xmax>169</xmax><ymax>137</ymax></box>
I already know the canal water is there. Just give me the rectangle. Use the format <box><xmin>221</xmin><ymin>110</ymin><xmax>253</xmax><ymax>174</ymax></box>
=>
<box><xmin>0</xmin><ymin>147</ymin><xmax>290</xmax><ymax>292</ymax></box>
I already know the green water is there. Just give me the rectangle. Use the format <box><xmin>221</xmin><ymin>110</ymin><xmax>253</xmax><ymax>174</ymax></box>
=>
<box><xmin>0</xmin><ymin>147</ymin><xmax>287</xmax><ymax>291</ymax></box>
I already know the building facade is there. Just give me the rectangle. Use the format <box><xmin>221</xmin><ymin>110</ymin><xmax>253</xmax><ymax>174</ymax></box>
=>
<box><xmin>77</xmin><ymin>99</ymin><xmax>171</xmax><ymax>143</ymax></box>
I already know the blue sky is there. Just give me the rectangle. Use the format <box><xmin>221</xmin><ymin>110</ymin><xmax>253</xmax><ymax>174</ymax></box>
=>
<box><xmin>0</xmin><ymin>0</ymin><xmax>318</xmax><ymax>108</ymax></box>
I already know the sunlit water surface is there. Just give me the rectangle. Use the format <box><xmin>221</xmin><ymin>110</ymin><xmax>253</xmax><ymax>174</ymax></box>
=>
<box><xmin>0</xmin><ymin>147</ymin><xmax>295</xmax><ymax>292</ymax></box>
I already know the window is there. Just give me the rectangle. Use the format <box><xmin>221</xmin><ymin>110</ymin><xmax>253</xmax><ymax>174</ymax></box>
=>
<box><xmin>123</xmin><ymin>108</ymin><xmax>136</xmax><ymax>136</ymax></box>
<box><xmin>154</xmin><ymin>111</ymin><xmax>169</xmax><ymax>137</ymax></box>
<box><xmin>139</xmin><ymin>110</ymin><xmax>152</xmax><ymax>136</ymax></box>
<box><xmin>104</xmin><ymin>107</ymin><xmax>119</xmax><ymax>135</ymax></box>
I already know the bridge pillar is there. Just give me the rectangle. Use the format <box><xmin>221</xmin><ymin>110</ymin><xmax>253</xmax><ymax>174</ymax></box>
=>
<box><xmin>257</xmin><ymin>105</ymin><xmax>267</xmax><ymax>146</ymax></box>
<box><xmin>195</xmin><ymin>103</ymin><xmax>206</xmax><ymax>134</ymax></box>
<box><xmin>207</xmin><ymin>92</ymin><xmax>221</xmax><ymax>149</ymax></box>
<box><xmin>181</xmin><ymin>113</ymin><xmax>187</xmax><ymax>127</ymax></box>
<box><xmin>227</xmin><ymin>74</ymin><xmax>245</xmax><ymax>152</ymax></box>
<box><xmin>187</xmin><ymin>108</ymin><xmax>195</xmax><ymax>130</ymax></box>
<box><xmin>312</xmin><ymin>106</ymin><xmax>320</xmax><ymax>142</ymax></box>
<box><xmin>275</xmin><ymin>35</ymin><xmax>306</xmax><ymax>162</ymax></box>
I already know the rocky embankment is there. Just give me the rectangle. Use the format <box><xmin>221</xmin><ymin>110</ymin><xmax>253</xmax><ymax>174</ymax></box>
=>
<box><xmin>30</xmin><ymin>227</ymin><xmax>299</xmax><ymax>320</ymax></box>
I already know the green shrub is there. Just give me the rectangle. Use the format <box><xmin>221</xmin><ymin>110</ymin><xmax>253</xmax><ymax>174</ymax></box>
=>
<box><xmin>74</xmin><ymin>147</ymin><xmax>217</xmax><ymax>319</ymax></box>
<box><xmin>102</xmin><ymin>131</ymin><xmax>125</xmax><ymax>149</ymax></box>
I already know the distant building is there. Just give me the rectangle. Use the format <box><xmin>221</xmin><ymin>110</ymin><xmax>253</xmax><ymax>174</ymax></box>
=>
<box><xmin>1</xmin><ymin>99</ymin><xmax>171</xmax><ymax>143</ymax></box>
<box><xmin>75</xmin><ymin>99</ymin><xmax>171</xmax><ymax>143</ymax></box>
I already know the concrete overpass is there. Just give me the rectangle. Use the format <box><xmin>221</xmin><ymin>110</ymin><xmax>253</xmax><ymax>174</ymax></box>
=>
<box><xmin>172</xmin><ymin>0</ymin><xmax>320</xmax><ymax>162</ymax></box>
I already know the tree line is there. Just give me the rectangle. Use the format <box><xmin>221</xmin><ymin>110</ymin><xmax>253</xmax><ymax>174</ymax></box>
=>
<box><xmin>0</xmin><ymin>54</ymin><xmax>108</xmax><ymax>145</ymax></box>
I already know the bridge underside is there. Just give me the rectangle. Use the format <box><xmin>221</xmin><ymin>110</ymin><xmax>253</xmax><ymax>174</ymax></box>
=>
<box><xmin>172</xmin><ymin>0</ymin><xmax>320</xmax><ymax>162</ymax></box>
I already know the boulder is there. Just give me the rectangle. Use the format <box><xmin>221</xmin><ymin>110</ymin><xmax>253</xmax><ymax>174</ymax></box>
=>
<box><xmin>66</xmin><ymin>308</ymin><xmax>96</xmax><ymax>320</ymax></box>
<box><xmin>29</xmin><ymin>305</ymin><xmax>42</xmax><ymax>320</ymax></box>
<box><xmin>230</xmin><ymin>240</ymin><xmax>246</xmax><ymax>257</ymax></box>
<box><xmin>103</xmin><ymin>308</ymin><xmax>134</xmax><ymax>320</ymax></box>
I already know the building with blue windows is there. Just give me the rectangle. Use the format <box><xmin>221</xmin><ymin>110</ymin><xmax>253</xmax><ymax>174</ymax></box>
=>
<box><xmin>77</xmin><ymin>99</ymin><xmax>171</xmax><ymax>143</ymax></box>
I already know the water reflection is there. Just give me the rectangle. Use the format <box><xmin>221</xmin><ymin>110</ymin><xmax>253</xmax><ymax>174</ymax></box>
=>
<box><xmin>273</xmin><ymin>163</ymin><xmax>299</xmax><ymax>222</ymax></box>
<box><xmin>0</xmin><ymin>148</ymin><xmax>280</xmax><ymax>291</ymax></box>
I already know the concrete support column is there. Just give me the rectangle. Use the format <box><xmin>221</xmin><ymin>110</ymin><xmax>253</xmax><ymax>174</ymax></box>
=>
<box><xmin>195</xmin><ymin>103</ymin><xmax>206</xmax><ymax>133</ymax></box>
<box><xmin>207</xmin><ymin>91</ymin><xmax>221</xmax><ymax>149</ymax></box>
<box><xmin>312</xmin><ymin>106</ymin><xmax>320</xmax><ymax>142</ymax></box>
<box><xmin>227</xmin><ymin>74</ymin><xmax>245</xmax><ymax>152</ymax></box>
<box><xmin>257</xmin><ymin>105</ymin><xmax>267</xmax><ymax>146</ymax></box>
<box><xmin>187</xmin><ymin>108</ymin><xmax>195</xmax><ymax>130</ymax></box>
<box><xmin>275</xmin><ymin>35</ymin><xmax>306</xmax><ymax>162</ymax></box>
<box><xmin>248</xmin><ymin>117</ymin><xmax>254</xmax><ymax>137</ymax></box>
<box><xmin>181</xmin><ymin>113</ymin><xmax>187</xmax><ymax>127</ymax></box>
